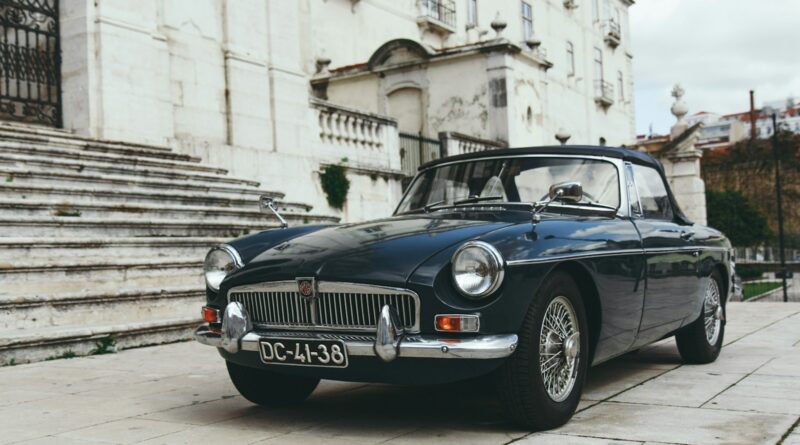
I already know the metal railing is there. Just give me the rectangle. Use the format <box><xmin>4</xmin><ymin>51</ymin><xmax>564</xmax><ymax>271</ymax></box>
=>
<box><xmin>421</xmin><ymin>0</ymin><xmax>456</xmax><ymax>28</ymax></box>
<box><xmin>399</xmin><ymin>132</ymin><xmax>442</xmax><ymax>176</ymax></box>
<box><xmin>0</xmin><ymin>0</ymin><xmax>61</xmax><ymax>127</ymax></box>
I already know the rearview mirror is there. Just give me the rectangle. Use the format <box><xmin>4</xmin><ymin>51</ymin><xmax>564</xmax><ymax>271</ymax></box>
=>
<box><xmin>549</xmin><ymin>181</ymin><xmax>583</xmax><ymax>203</ymax></box>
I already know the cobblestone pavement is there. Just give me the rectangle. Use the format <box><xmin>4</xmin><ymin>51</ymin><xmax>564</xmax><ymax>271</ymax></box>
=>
<box><xmin>1</xmin><ymin>303</ymin><xmax>799</xmax><ymax>445</ymax></box>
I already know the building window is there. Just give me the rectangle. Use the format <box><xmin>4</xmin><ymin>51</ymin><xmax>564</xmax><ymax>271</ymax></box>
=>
<box><xmin>592</xmin><ymin>0</ymin><xmax>600</xmax><ymax>21</ymax></box>
<box><xmin>521</xmin><ymin>1</ymin><xmax>533</xmax><ymax>40</ymax></box>
<box><xmin>617</xmin><ymin>70</ymin><xmax>624</xmax><ymax>101</ymax></box>
<box><xmin>594</xmin><ymin>47</ymin><xmax>603</xmax><ymax>82</ymax></box>
<box><xmin>566</xmin><ymin>41</ymin><xmax>575</xmax><ymax>76</ymax></box>
<box><xmin>466</xmin><ymin>0</ymin><xmax>478</xmax><ymax>27</ymax></box>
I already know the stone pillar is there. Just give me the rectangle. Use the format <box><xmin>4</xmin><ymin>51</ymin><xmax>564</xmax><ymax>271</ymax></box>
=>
<box><xmin>665</xmin><ymin>84</ymin><xmax>707</xmax><ymax>225</ymax></box>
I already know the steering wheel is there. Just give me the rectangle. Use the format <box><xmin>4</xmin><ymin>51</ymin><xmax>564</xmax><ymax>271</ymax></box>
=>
<box><xmin>538</xmin><ymin>190</ymin><xmax>598</xmax><ymax>203</ymax></box>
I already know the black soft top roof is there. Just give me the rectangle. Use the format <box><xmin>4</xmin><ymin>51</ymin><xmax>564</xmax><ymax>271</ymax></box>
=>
<box><xmin>420</xmin><ymin>145</ymin><xmax>660</xmax><ymax>170</ymax></box>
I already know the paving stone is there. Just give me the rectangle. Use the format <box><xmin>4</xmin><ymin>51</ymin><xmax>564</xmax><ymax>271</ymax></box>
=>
<box><xmin>57</xmin><ymin>418</ymin><xmax>190</xmax><ymax>444</ymax></box>
<box><xmin>558</xmin><ymin>402</ymin><xmax>795</xmax><ymax>444</ymax></box>
<box><xmin>611</xmin><ymin>368</ymin><xmax>745</xmax><ymax>407</ymax></box>
<box><xmin>0</xmin><ymin>302</ymin><xmax>798</xmax><ymax>445</ymax></box>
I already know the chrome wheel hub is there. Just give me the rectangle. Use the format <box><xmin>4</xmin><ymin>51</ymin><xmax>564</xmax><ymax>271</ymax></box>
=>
<box><xmin>539</xmin><ymin>296</ymin><xmax>580</xmax><ymax>402</ymax></box>
<box><xmin>704</xmin><ymin>279</ymin><xmax>722</xmax><ymax>345</ymax></box>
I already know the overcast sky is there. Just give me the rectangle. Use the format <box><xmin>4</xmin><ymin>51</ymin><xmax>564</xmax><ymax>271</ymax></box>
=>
<box><xmin>630</xmin><ymin>0</ymin><xmax>800</xmax><ymax>136</ymax></box>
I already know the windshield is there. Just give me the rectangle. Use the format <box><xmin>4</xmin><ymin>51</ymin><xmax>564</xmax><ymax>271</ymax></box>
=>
<box><xmin>395</xmin><ymin>157</ymin><xmax>620</xmax><ymax>214</ymax></box>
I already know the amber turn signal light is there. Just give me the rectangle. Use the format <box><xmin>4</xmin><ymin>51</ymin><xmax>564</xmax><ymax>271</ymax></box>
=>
<box><xmin>202</xmin><ymin>306</ymin><xmax>220</xmax><ymax>323</ymax></box>
<box><xmin>435</xmin><ymin>314</ymin><xmax>480</xmax><ymax>332</ymax></box>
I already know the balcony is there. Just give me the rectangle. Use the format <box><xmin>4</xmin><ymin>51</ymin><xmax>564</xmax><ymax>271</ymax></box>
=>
<box><xmin>594</xmin><ymin>80</ymin><xmax>615</xmax><ymax>108</ymax></box>
<box><xmin>417</xmin><ymin>0</ymin><xmax>456</xmax><ymax>35</ymax></box>
<box><xmin>603</xmin><ymin>20</ymin><xmax>622</xmax><ymax>48</ymax></box>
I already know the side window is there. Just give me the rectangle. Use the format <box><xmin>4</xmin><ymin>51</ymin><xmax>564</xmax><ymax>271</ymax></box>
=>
<box><xmin>632</xmin><ymin>164</ymin><xmax>673</xmax><ymax>220</ymax></box>
<box><xmin>625</xmin><ymin>163</ymin><xmax>642</xmax><ymax>217</ymax></box>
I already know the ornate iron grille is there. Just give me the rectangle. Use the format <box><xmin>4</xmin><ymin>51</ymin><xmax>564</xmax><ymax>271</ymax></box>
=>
<box><xmin>0</xmin><ymin>0</ymin><xmax>61</xmax><ymax>127</ymax></box>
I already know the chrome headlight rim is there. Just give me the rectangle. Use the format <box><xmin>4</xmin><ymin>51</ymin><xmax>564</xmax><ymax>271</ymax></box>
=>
<box><xmin>451</xmin><ymin>240</ymin><xmax>505</xmax><ymax>299</ymax></box>
<box><xmin>204</xmin><ymin>244</ymin><xmax>243</xmax><ymax>291</ymax></box>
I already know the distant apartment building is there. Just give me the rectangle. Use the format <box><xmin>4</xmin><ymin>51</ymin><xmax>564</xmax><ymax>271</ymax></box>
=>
<box><xmin>680</xmin><ymin>99</ymin><xmax>800</xmax><ymax>151</ymax></box>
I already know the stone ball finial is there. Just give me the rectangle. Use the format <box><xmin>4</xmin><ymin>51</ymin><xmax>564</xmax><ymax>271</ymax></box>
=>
<box><xmin>555</xmin><ymin>127</ymin><xmax>571</xmax><ymax>145</ymax></box>
<box><xmin>670</xmin><ymin>83</ymin><xmax>688</xmax><ymax>120</ymax></box>
<box><xmin>491</xmin><ymin>12</ymin><xmax>507</xmax><ymax>38</ymax></box>
<box><xmin>525</xmin><ymin>37</ymin><xmax>542</xmax><ymax>49</ymax></box>
<box><xmin>315</xmin><ymin>56</ymin><xmax>332</xmax><ymax>75</ymax></box>
<box><xmin>670</xmin><ymin>83</ymin><xmax>689</xmax><ymax>139</ymax></box>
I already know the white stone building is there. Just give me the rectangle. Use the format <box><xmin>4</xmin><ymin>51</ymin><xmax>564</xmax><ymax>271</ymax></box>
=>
<box><xmin>19</xmin><ymin>0</ymin><xmax>639</xmax><ymax>221</ymax></box>
<box><xmin>0</xmin><ymin>0</ymin><xmax>637</xmax><ymax>361</ymax></box>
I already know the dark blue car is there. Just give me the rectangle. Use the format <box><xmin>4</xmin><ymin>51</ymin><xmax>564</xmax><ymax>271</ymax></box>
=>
<box><xmin>195</xmin><ymin>146</ymin><xmax>733</xmax><ymax>430</ymax></box>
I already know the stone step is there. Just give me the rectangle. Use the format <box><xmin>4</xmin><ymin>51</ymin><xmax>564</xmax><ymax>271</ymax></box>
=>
<box><xmin>0</xmin><ymin>285</ymin><xmax>203</xmax><ymax>331</ymax></box>
<box><xmin>0</xmin><ymin>215</ymin><xmax>336</xmax><ymax>237</ymax></box>
<box><xmin>0</xmin><ymin>140</ymin><xmax>224</xmax><ymax>175</ymax></box>
<box><xmin>0</xmin><ymin>316</ymin><xmax>199</xmax><ymax>364</ymax></box>
<box><xmin>0</xmin><ymin>256</ymin><xmax>201</xmax><ymax>286</ymax></box>
<box><xmin>0</xmin><ymin>183</ymin><xmax>311</xmax><ymax>213</ymax></box>
<box><xmin>0</xmin><ymin>236</ymin><xmax>224</xmax><ymax>259</ymax></box>
<box><xmin>0</xmin><ymin>151</ymin><xmax>259</xmax><ymax>187</ymax></box>
<box><xmin>0</xmin><ymin>129</ymin><xmax>198</xmax><ymax>163</ymax></box>
<box><xmin>0</xmin><ymin>165</ymin><xmax>276</xmax><ymax>198</ymax></box>
<box><xmin>0</xmin><ymin>198</ymin><xmax>311</xmax><ymax>223</ymax></box>
<box><xmin>0</xmin><ymin>122</ymin><xmax>195</xmax><ymax>159</ymax></box>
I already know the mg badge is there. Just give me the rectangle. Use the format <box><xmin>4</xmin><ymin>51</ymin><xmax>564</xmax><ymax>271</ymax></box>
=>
<box><xmin>296</xmin><ymin>278</ymin><xmax>316</xmax><ymax>301</ymax></box>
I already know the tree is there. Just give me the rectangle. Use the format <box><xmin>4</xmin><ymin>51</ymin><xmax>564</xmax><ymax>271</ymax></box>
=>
<box><xmin>706</xmin><ymin>190</ymin><xmax>772</xmax><ymax>247</ymax></box>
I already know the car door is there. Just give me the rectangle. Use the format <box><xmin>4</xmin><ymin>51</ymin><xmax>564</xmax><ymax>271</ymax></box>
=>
<box><xmin>628</xmin><ymin>163</ymin><xmax>700</xmax><ymax>344</ymax></box>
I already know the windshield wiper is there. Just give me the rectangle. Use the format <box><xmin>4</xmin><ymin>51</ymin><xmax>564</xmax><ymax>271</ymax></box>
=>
<box><xmin>453</xmin><ymin>195</ymin><xmax>504</xmax><ymax>205</ymax></box>
<box><xmin>423</xmin><ymin>199</ymin><xmax>446</xmax><ymax>213</ymax></box>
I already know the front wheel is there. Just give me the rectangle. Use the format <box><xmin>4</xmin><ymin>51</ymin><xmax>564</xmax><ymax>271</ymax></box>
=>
<box><xmin>675</xmin><ymin>270</ymin><xmax>725</xmax><ymax>364</ymax></box>
<box><xmin>496</xmin><ymin>271</ymin><xmax>589</xmax><ymax>430</ymax></box>
<box><xmin>226</xmin><ymin>361</ymin><xmax>319</xmax><ymax>407</ymax></box>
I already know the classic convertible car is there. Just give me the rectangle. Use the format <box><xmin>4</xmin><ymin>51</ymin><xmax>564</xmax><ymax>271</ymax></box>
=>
<box><xmin>195</xmin><ymin>146</ymin><xmax>733</xmax><ymax>429</ymax></box>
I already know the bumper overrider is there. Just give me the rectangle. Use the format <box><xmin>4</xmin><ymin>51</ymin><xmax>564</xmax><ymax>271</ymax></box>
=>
<box><xmin>195</xmin><ymin>302</ymin><xmax>518</xmax><ymax>362</ymax></box>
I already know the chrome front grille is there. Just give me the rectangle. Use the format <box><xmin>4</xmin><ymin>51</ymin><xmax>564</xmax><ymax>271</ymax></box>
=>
<box><xmin>228</xmin><ymin>281</ymin><xmax>420</xmax><ymax>333</ymax></box>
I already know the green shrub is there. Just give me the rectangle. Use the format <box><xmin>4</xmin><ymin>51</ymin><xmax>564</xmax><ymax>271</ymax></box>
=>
<box><xmin>320</xmin><ymin>163</ymin><xmax>350</xmax><ymax>210</ymax></box>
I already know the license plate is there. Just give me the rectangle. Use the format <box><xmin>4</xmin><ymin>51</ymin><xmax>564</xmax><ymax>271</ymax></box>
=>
<box><xmin>258</xmin><ymin>337</ymin><xmax>348</xmax><ymax>368</ymax></box>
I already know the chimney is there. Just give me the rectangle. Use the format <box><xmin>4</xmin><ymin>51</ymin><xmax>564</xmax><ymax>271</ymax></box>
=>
<box><xmin>749</xmin><ymin>90</ymin><xmax>756</xmax><ymax>139</ymax></box>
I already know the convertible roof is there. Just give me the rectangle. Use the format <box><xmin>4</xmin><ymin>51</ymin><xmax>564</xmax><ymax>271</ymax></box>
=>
<box><xmin>420</xmin><ymin>145</ymin><xmax>660</xmax><ymax>170</ymax></box>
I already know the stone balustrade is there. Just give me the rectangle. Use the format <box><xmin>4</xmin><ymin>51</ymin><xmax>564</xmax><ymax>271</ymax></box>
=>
<box><xmin>439</xmin><ymin>131</ymin><xmax>506</xmax><ymax>156</ymax></box>
<box><xmin>311</xmin><ymin>98</ymin><xmax>397</xmax><ymax>150</ymax></box>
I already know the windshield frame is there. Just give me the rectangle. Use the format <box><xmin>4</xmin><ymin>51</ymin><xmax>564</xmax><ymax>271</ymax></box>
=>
<box><xmin>393</xmin><ymin>154</ymin><xmax>629</xmax><ymax>218</ymax></box>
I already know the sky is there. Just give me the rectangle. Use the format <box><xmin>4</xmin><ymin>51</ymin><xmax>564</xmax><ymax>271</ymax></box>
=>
<box><xmin>630</xmin><ymin>0</ymin><xmax>800</xmax><ymax>136</ymax></box>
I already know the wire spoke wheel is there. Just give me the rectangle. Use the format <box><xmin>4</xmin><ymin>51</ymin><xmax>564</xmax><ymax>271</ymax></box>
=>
<box><xmin>703</xmin><ymin>279</ymin><xmax>722</xmax><ymax>345</ymax></box>
<box><xmin>539</xmin><ymin>296</ymin><xmax>580</xmax><ymax>402</ymax></box>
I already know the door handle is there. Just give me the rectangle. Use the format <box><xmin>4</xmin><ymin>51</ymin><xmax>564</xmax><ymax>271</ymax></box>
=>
<box><xmin>680</xmin><ymin>231</ymin><xmax>695</xmax><ymax>240</ymax></box>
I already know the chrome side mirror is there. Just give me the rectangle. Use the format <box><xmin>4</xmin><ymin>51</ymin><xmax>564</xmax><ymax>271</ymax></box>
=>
<box><xmin>259</xmin><ymin>195</ymin><xmax>288</xmax><ymax>229</ymax></box>
<box><xmin>549</xmin><ymin>181</ymin><xmax>583</xmax><ymax>203</ymax></box>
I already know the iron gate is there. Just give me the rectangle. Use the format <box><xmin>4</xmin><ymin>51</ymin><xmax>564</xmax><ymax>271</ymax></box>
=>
<box><xmin>0</xmin><ymin>0</ymin><xmax>61</xmax><ymax>127</ymax></box>
<box><xmin>399</xmin><ymin>132</ymin><xmax>441</xmax><ymax>176</ymax></box>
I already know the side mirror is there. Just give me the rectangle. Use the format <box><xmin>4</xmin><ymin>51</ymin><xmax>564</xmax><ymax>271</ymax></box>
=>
<box><xmin>549</xmin><ymin>181</ymin><xmax>583</xmax><ymax>203</ymax></box>
<box><xmin>259</xmin><ymin>195</ymin><xmax>288</xmax><ymax>228</ymax></box>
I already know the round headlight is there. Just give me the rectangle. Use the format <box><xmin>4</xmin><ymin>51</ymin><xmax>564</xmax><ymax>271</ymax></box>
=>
<box><xmin>451</xmin><ymin>241</ymin><xmax>505</xmax><ymax>299</ymax></box>
<box><xmin>204</xmin><ymin>245</ymin><xmax>242</xmax><ymax>291</ymax></box>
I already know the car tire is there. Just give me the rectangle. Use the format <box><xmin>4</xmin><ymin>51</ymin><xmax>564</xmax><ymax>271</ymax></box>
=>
<box><xmin>226</xmin><ymin>361</ymin><xmax>319</xmax><ymax>406</ymax></box>
<box><xmin>496</xmin><ymin>271</ymin><xmax>590</xmax><ymax>430</ymax></box>
<box><xmin>675</xmin><ymin>270</ymin><xmax>725</xmax><ymax>364</ymax></box>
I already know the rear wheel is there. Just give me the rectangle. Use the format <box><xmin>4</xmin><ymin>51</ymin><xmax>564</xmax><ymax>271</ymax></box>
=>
<box><xmin>226</xmin><ymin>361</ymin><xmax>319</xmax><ymax>407</ymax></box>
<box><xmin>496</xmin><ymin>271</ymin><xmax>589</xmax><ymax>430</ymax></box>
<box><xmin>675</xmin><ymin>270</ymin><xmax>725</xmax><ymax>364</ymax></box>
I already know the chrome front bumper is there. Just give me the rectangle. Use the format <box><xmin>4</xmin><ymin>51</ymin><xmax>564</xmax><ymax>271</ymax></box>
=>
<box><xmin>195</xmin><ymin>302</ymin><xmax>518</xmax><ymax>362</ymax></box>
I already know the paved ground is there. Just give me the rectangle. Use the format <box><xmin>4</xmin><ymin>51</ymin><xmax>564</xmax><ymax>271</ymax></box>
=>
<box><xmin>1</xmin><ymin>303</ymin><xmax>799</xmax><ymax>445</ymax></box>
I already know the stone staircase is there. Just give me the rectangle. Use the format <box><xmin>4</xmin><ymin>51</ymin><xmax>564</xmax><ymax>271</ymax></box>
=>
<box><xmin>0</xmin><ymin>122</ymin><xmax>337</xmax><ymax>364</ymax></box>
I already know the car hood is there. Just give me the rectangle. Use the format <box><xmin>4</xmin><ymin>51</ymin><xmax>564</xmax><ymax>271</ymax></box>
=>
<box><xmin>229</xmin><ymin>215</ymin><xmax>514</xmax><ymax>286</ymax></box>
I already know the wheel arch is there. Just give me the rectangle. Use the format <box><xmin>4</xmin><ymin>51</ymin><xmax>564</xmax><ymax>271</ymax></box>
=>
<box><xmin>713</xmin><ymin>262</ymin><xmax>730</xmax><ymax>305</ymax></box>
<box><xmin>548</xmin><ymin>261</ymin><xmax>602</xmax><ymax>364</ymax></box>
